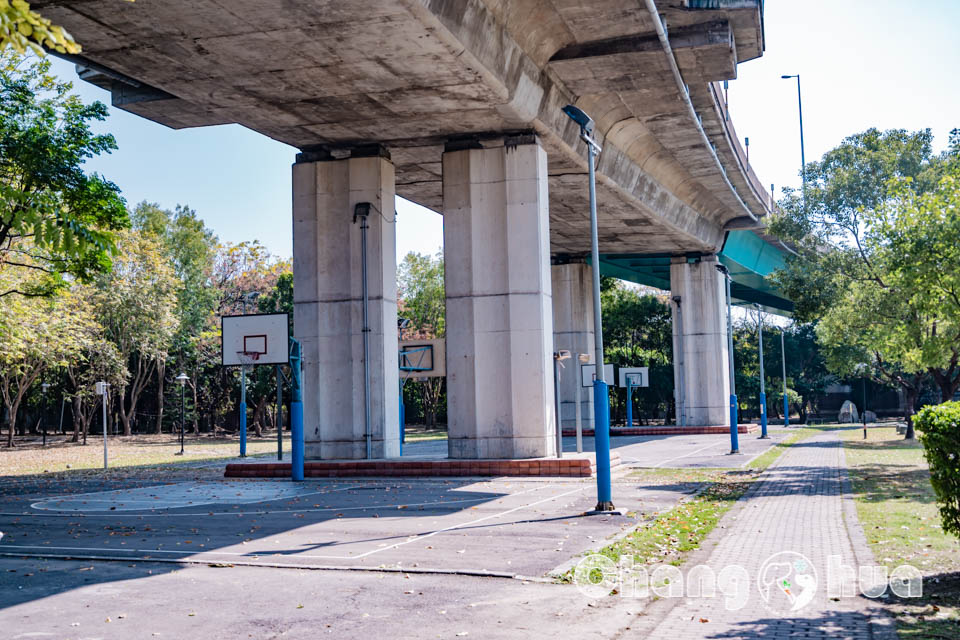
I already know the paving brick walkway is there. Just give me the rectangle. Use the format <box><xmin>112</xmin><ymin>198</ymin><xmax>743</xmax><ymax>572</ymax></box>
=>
<box><xmin>634</xmin><ymin>430</ymin><xmax>894</xmax><ymax>639</ymax></box>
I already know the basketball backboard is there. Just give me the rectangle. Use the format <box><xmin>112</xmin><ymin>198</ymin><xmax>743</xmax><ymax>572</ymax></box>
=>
<box><xmin>618</xmin><ymin>367</ymin><xmax>649</xmax><ymax>388</ymax></box>
<box><xmin>222</xmin><ymin>313</ymin><xmax>290</xmax><ymax>366</ymax></box>
<box><xmin>580</xmin><ymin>363</ymin><xmax>615</xmax><ymax>388</ymax></box>
<box><xmin>399</xmin><ymin>339</ymin><xmax>445</xmax><ymax>379</ymax></box>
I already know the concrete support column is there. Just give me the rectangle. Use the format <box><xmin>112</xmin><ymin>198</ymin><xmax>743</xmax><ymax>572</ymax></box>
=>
<box><xmin>443</xmin><ymin>136</ymin><xmax>555</xmax><ymax>459</ymax></box>
<box><xmin>551</xmin><ymin>262</ymin><xmax>595</xmax><ymax>429</ymax></box>
<box><xmin>670</xmin><ymin>255</ymin><xmax>730</xmax><ymax>427</ymax></box>
<box><xmin>292</xmin><ymin>149</ymin><xmax>399</xmax><ymax>459</ymax></box>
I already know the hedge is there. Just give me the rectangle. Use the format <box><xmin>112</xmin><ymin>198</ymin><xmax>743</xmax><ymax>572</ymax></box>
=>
<box><xmin>914</xmin><ymin>401</ymin><xmax>960</xmax><ymax>539</ymax></box>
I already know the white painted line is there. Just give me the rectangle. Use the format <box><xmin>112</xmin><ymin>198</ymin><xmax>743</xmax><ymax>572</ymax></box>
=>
<box><xmin>653</xmin><ymin>439</ymin><xmax>728</xmax><ymax>468</ymax></box>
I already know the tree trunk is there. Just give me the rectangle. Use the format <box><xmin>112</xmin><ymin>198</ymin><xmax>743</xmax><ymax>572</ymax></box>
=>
<box><xmin>904</xmin><ymin>387</ymin><xmax>918</xmax><ymax>439</ymax></box>
<box><xmin>155</xmin><ymin>361</ymin><xmax>166</xmax><ymax>434</ymax></box>
<box><xmin>191</xmin><ymin>383</ymin><xmax>199</xmax><ymax>434</ymax></box>
<box><xmin>72</xmin><ymin>397</ymin><xmax>82</xmax><ymax>443</ymax></box>
<box><xmin>930</xmin><ymin>367</ymin><xmax>960</xmax><ymax>404</ymax></box>
<box><xmin>252</xmin><ymin>397</ymin><xmax>267</xmax><ymax>437</ymax></box>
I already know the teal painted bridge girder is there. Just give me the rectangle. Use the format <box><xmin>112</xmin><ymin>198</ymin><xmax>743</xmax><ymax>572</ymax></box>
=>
<box><xmin>596</xmin><ymin>230</ymin><xmax>794</xmax><ymax>313</ymax></box>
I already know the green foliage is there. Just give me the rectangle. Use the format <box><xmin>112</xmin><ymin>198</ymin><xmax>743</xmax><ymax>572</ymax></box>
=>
<box><xmin>0</xmin><ymin>1</ymin><xmax>81</xmax><ymax>56</ymax></box>
<box><xmin>601</xmin><ymin>281</ymin><xmax>673</xmax><ymax>421</ymax></box>
<box><xmin>914</xmin><ymin>402</ymin><xmax>960</xmax><ymax>539</ymax></box>
<box><xmin>398</xmin><ymin>251</ymin><xmax>445</xmax><ymax>338</ymax></box>
<box><xmin>0</xmin><ymin>51</ymin><xmax>127</xmax><ymax>295</ymax></box>
<box><xmin>770</xmin><ymin>128</ymin><xmax>960</xmax><ymax>431</ymax></box>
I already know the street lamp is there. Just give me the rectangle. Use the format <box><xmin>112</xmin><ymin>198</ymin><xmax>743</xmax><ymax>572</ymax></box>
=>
<box><xmin>40</xmin><ymin>382</ymin><xmax>50</xmax><ymax>447</ymax></box>
<box><xmin>754</xmin><ymin>304</ymin><xmax>769</xmax><ymax>439</ymax></box>
<box><xmin>716</xmin><ymin>265</ymin><xmax>739</xmax><ymax>454</ymax></box>
<box><xmin>239</xmin><ymin>291</ymin><xmax>260</xmax><ymax>457</ymax></box>
<box><xmin>781</xmin><ymin>74</ymin><xmax>807</xmax><ymax>213</ymax></box>
<box><xmin>781</xmin><ymin>330</ymin><xmax>789</xmax><ymax>428</ymax></box>
<box><xmin>563</xmin><ymin>104</ymin><xmax>614</xmax><ymax>512</ymax></box>
<box><xmin>175</xmin><ymin>372</ymin><xmax>188</xmax><ymax>455</ymax></box>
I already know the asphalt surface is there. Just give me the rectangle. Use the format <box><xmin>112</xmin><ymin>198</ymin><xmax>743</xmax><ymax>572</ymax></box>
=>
<box><xmin>0</xmin><ymin>431</ymin><xmax>787</xmax><ymax>638</ymax></box>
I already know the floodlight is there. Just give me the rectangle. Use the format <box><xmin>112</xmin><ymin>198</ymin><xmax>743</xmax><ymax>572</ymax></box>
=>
<box><xmin>562</xmin><ymin>104</ymin><xmax>594</xmax><ymax>135</ymax></box>
<box><xmin>353</xmin><ymin>202</ymin><xmax>371</xmax><ymax>223</ymax></box>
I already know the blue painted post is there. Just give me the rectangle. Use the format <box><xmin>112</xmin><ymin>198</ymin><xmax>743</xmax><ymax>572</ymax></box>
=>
<box><xmin>593</xmin><ymin>380</ymin><xmax>613</xmax><ymax>508</ymax></box>
<box><xmin>289</xmin><ymin>338</ymin><xmax>304</xmax><ymax>482</ymax></box>
<box><xmin>722</xmin><ymin>267</ymin><xmax>740</xmax><ymax>454</ymax></box>
<box><xmin>756</xmin><ymin>305</ymin><xmax>769</xmax><ymax>439</ymax></box>
<box><xmin>239</xmin><ymin>401</ymin><xmax>247</xmax><ymax>457</ymax></box>
<box><xmin>626</xmin><ymin>377</ymin><xmax>633</xmax><ymax>428</ymax></box>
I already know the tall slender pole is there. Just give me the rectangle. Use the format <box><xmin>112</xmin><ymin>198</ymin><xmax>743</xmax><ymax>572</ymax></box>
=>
<box><xmin>796</xmin><ymin>75</ymin><xmax>807</xmax><ymax>212</ymax></box>
<box><xmin>102</xmin><ymin>387</ymin><xmax>109</xmax><ymax>469</ymax></box>
<box><xmin>41</xmin><ymin>385</ymin><xmax>48</xmax><ymax>447</ymax></box>
<box><xmin>781</xmin><ymin>330</ymin><xmax>789</xmax><ymax>428</ymax></box>
<box><xmin>720</xmin><ymin>267</ymin><xmax>739</xmax><ymax>454</ymax></box>
<box><xmin>276</xmin><ymin>365</ymin><xmax>283</xmax><ymax>460</ymax></box>
<box><xmin>553</xmin><ymin>354</ymin><xmax>563</xmax><ymax>459</ymax></box>
<box><xmin>360</xmin><ymin>214</ymin><xmax>372</xmax><ymax>460</ymax></box>
<box><xmin>179</xmin><ymin>382</ymin><xmax>185</xmax><ymax>455</ymax></box>
<box><xmin>239</xmin><ymin>297</ymin><xmax>247</xmax><ymax>457</ymax></box>
<box><xmin>587</xmin><ymin>134</ymin><xmax>613</xmax><ymax>512</ymax></box>
<box><xmin>575</xmin><ymin>365</ymin><xmax>583</xmax><ymax>454</ymax></box>
<box><xmin>673</xmin><ymin>296</ymin><xmax>686</xmax><ymax>427</ymax></box>
<box><xmin>290</xmin><ymin>338</ymin><xmax>304</xmax><ymax>481</ymax></box>
<box><xmin>756</xmin><ymin>306</ymin><xmax>768</xmax><ymax>439</ymax></box>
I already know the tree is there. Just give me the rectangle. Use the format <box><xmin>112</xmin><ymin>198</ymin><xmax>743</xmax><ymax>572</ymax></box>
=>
<box><xmin>601</xmin><ymin>282</ymin><xmax>674</xmax><ymax>422</ymax></box>
<box><xmin>93</xmin><ymin>229</ymin><xmax>178</xmax><ymax>435</ymax></box>
<box><xmin>771</xmin><ymin>128</ymin><xmax>957</xmax><ymax>437</ymax></box>
<box><xmin>0</xmin><ymin>2</ymin><xmax>81</xmax><ymax>56</ymax></box>
<box><xmin>0</xmin><ymin>283</ymin><xmax>93</xmax><ymax>446</ymax></box>
<box><xmin>398</xmin><ymin>251</ymin><xmax>445</xmax><ymax>428</ymax></box>
<box><xmin>0</xmin><ymin>51</ymin><xmax>127</xmax><ymax>296</ymax></box>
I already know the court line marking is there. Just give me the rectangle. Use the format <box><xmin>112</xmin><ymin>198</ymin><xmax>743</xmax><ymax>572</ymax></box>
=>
<box><xmin>652</xmin><ymin>439</ymin><xmax>729</xmax><ymax>468</ymax></box>
<box><xmin>0</xmin><ymin>484</ymin><xmax>585</xmax><ymax>561</ymax></box>
<box><xmin>29</xmin><ymin>482</ymin><xmax>378</xmax><ymax>512</ymax></box>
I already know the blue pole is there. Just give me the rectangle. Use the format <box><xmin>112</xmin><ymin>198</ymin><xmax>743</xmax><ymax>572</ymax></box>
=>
<box><xmin>239</xmin><ymin>401</ymin><xmax>247</xmax><ymax>457</ymax></box>
<box><xmin>721</xmin><ymin>266</ymin><xmax>740</xmax><ymax>454</ymax></box>
<box><xmin>756</xmin><ymin>305</ymin><xmax>769</xmax><ymax>439</ymax></box>
<box><xmin>626</xmin><ymin>377</ymin><xmax>633</xmax><ymax>428</ymax></box>
<box><xmin>593</xmin><ymin>380</ymin><xmax>612</xmax><ymax>508</ymax></box>
<box><xmin>289</xmin><ymin>338</ymin><xmax>304</xmax><ymax>481</ymax></box>
<box><xmin>291</xmin><ymin>402</ymin><xmax>304</xmax><ymax>481</ymax></box>
<box><xmin>781</xmin><ymin>330</ymin><xmax>789</xmax><ymax>428</ymax></box>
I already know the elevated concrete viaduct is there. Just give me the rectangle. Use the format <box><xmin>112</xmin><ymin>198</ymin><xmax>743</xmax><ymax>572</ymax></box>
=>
<box><xmin>46</xmin><ymin>0</ymin><xmax>787</xmax><ymax>457</ymax></box>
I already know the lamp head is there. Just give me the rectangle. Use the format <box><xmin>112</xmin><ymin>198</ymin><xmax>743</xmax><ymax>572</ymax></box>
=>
<box><xmin>176</xmin><ymin>372</ymin><xmax>189</xmax><ymax>386</ymax></box>
<box><xmin>353</xmin><ymin>202</ymin><xmax>371</xmax><ymax>223</ymax></box>
<box><xmin>781</xmin><ymin>74</ymin><xmax>796</xmax><ymax>79</ymax></box>
<box><xmin>562</xmin><ymin>105</ymin><xmax>594</xmax><ymax>136</ymax></box>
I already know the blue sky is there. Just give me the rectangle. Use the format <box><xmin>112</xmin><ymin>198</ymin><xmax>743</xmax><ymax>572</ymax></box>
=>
<box><xmin>54</xmin><ymin>0</ymin><xmax>959</xmax><ymax>261</ymax></box>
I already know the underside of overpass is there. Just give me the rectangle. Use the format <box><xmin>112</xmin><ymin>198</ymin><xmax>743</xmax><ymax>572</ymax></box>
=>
<box><xmin>44</xmin><ymin>0</ymin><xmax>792</xmax><ymax>454</ymax></box>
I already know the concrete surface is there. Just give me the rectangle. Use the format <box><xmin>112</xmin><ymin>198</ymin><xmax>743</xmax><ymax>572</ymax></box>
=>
<box><xmin>293</xmin><ymin>152</ymin><xmax>400</xmax><ymax>459</ymax></box>
<box><xmin>443</xmin><ymin>138</ymin><xmax>555</xmax><ymax>459</ymax></box>
<box><xmin>551</xmin><ymin>262</ymin><xmax>595</xmax><ymax>429</ymax></box>
<box><xmin>670</xmin><ymin>255</ymin><xmax>732</xmax><ymax>426</ymax></box>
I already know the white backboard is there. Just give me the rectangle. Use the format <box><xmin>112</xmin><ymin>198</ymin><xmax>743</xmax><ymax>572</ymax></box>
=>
<box><xmin>400</xmin><ymin>339</ymin><xmax>446</xmax><ymax>379</ymax></box>
<box><xmin>580</xmin><ymin>364</ymin><xmax>615</xmax><ymax>388</ymax></box>
<box><xmin>222</xmin><ymin>313</ymin><xmax>290</xmax><ymax>366</ymax></box>
<box><xmin>618</xmin><ymin>367</ymin><xmax>649</xmax><ymax>388</ymax></box>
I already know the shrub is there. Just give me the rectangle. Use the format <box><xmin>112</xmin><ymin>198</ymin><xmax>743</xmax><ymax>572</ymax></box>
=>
<box><xmin>914</xmin><ymin>401</ymin><xmax>960</xmax><ymax>539</ymax></box>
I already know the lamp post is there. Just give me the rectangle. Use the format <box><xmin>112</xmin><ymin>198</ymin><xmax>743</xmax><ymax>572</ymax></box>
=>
<box><xmin>716</xmin><ymin>265</ymin><xmax>739</xmax><ymax>454</ymax></box>
<box><xmin>41</xmin><ymin>382</ymin><xmax>50</xmax><ymax>447</ymax></box>
<box><xmin>781</xmin><ymin>330</ymin><xmax>789</xmax><ymax>428</ymax></box>
<box><xmin>781</xmin><ymin>74</ymin><xmax>807</xmax><ymax>213</ymax></box>
<box><xmin>563</xmin><ymin>104</ymin><xmax>614</xmax><ymax>512</ymax></box>
<box><xmin>175</xmin><ymin>372</ymin><xmax>188</xmax><ymax>455</ymax></box>
<box><xmin>239</xmin><ymin>291</ymin><xmax>260</xmax><ymax>457</ymax></box>
<box><xmin>755</xmin><ymin>305</ymin><xmax>769</xmax><ymax>439</ymax></box>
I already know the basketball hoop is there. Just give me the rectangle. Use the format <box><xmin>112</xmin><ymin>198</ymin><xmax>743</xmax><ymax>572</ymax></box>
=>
<box><xmin>237</xmin><ymin>351</ymin><xmax>261</xmax><ymax>371</ymax></box>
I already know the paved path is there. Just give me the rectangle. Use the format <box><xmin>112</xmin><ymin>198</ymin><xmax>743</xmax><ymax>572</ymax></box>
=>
<box><xmin>632</xmin><ymin>430</ymin><xmax>893</xmax><ymax>639</ymax></box>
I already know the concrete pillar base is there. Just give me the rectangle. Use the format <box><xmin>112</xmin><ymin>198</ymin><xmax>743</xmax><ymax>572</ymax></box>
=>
<box><xmin>670</xmin><ymin>255</ymin><xmax>731</xmax><ymax>427</ymax></box>
<box><xmin>443</xmin><ymin>136</ymin><xmax>555</xmax><ymax>459</ymax></box>
<box><xmin>552</xmin><ymin>262</ymin><xmax>595</xmax><ymax>430</ymax></box>
<box><xmin>293</xmin><ymin>150</ymin><xmax>400</xmax><ymax>460</ymax></box>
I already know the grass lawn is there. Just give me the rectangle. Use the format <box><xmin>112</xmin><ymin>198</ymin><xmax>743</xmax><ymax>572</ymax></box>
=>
<box><xmin>0</xmin><ymin>433</ymin><xmax>288</xmax><ymax>477</ymax></box>
<box><xmin>403</xmin><ymin>428</ymin><xmax>448</xmax><ymax>442</ymax></box>
<box><xmin>841</xmin><ymin>425</ymin><xmax>960</xmax><ymax>639</ymax></box>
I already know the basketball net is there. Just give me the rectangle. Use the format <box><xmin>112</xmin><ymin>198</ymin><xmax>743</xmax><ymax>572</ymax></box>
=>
<box><xmin>237</xmin><ymin>351</ymin><xmax>260</xmax><ymax>372</ymax></box>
